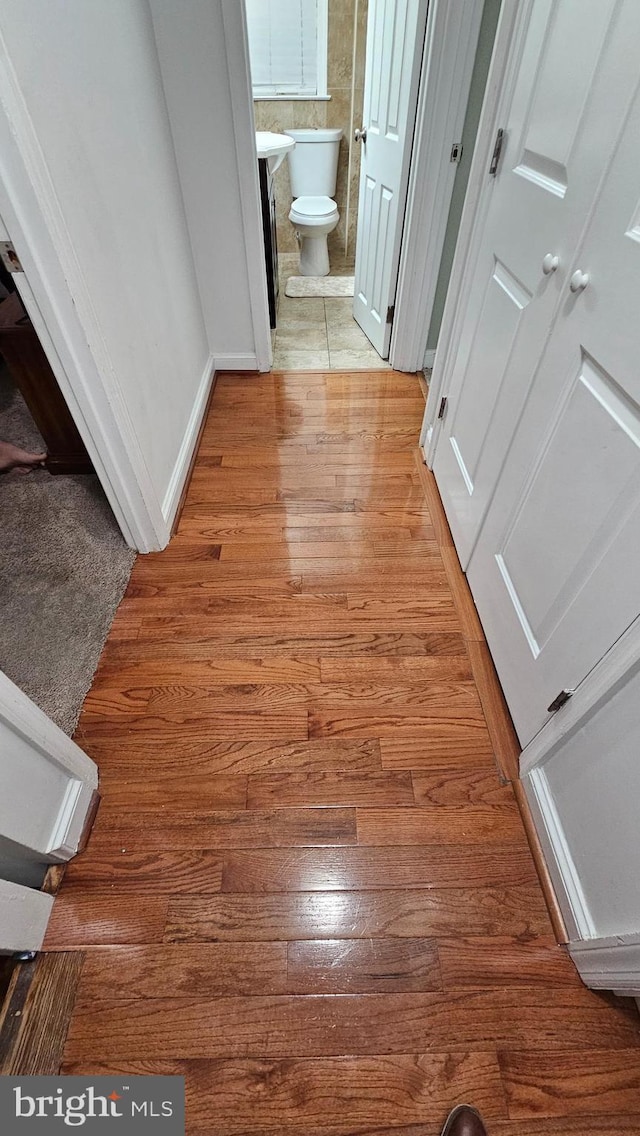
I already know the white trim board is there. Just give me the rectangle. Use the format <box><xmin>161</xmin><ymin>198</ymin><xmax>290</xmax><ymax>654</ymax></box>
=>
<box><xmin>222</xmin><ymin>0</ymin><xmax>273</xmax><ymax>373</ymax></box>
<box><xmin>162</xmin><ymin>354</ymin><xmax>215</xmax><ymax>526</ymax></box>
<box><xmin>213</xmin><ymin>354</ymin><xmax>260</xmax><ymax>373</ymax></box>
<box><xmin>390</xmin><ymin>0</ymin><xmax>484</xmax><ymax>373</ymax></box>
<box><xmin>523</xmin><ymin>767</ymin><xmax>594</xmax><ymax>943</ymax></box>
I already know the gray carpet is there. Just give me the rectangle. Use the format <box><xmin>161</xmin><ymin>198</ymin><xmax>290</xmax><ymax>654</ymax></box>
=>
<box><xmin>0</xmin><ymin>365</ymin><xmax>135</xmax><ymax>736</ymax></box>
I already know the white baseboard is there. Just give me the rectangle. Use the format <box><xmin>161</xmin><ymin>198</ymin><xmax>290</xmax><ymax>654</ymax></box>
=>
<box><xmin>523</xmin><ymin>769</ymin><xmax>595</xmax><ymax>941</ymax></box>
<box><xmin>162</xmin><ymin>354</ymin><xmax>215</xmax><ymax>529</ymax></box>
<box><xmin>213</xmin><ymin>353</ymin><xmax>259</xmax><ymax>372</ymax></box>
<box><xmin>570</xmin><ymin>933</ymin><xmax>640</xmax><ymax>996</ymax></box>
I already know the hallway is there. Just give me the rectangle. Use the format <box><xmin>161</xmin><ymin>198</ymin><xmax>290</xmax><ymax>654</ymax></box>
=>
<box><xmin>45</xmin><ymin>370</ymin><xmax>640</xmax><ymax>1132</ymax></box>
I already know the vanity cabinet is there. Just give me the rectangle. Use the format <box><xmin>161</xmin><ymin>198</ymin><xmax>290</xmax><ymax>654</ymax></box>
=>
<box><xmin>258</xmin><ymin>158</ymin><xmax>278</xmax><ymax>329</ymax></box>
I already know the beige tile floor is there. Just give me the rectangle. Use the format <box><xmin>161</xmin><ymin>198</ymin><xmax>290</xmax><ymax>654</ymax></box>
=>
<box><xmin>273</xmin><ymin>258</ymin><xmax>391</xmax><ymax>372</ymax></box>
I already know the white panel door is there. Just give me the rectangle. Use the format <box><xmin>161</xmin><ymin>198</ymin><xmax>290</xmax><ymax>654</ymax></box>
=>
<box><xmin>433</xmin><ymin>0</ymin><xmax>640</xmax><ymax>566</ymax></box>
<box><xmin>467</xmin><ymin>72</ymin><xmax>640</xmax><ymax>746</ymax></box>
<box><xmin>352</xmin><ymin>0</ymin><xmax>427</xmax><ymax>357</ymax></box>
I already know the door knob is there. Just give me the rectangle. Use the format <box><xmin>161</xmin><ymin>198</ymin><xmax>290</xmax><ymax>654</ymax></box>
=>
<box><xmin>569</xmin><ymin>269</ymin><xmax>590</xmax><ymax>293</ymax></box>
<box><xmin>542</xmin><ymin>253</ymin><xmax>559</xmax><ymax>275</ymax></box>
<box><xmin>354</xmin><ymin>127</ymin><xmax>367</xmax><ymax>143</ymax></box>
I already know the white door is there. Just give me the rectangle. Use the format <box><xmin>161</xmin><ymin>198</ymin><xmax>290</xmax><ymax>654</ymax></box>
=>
<box><xmin>466</xmin><ymin>70</ymin><xmax>640</xmax><ymax>746</ymax></box>
<box><xmin>432</xmin><ymin>0</ymin><xmax>640</xmax><ymax>566</ymax></box>
<box><xmin>352</xmin><ymin>0</ymin><xmax>427</xmax><ymax>357</ymax></box>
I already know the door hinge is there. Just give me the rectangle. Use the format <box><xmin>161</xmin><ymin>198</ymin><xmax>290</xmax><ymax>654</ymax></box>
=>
<box><xmin>488</xmin><ymin>127</ymin><xmax>505</xmax><ymax>177</ymax></box>
<box><xmin>547</xmin><ymin>688</ymin><xmax>574</xmax><ymax>714</ymax></box>
<box><xmin>450</xmin><ymin>142</ymin><xmax>463</xmax><ymax>164</ymax></box>
<box><xmin>0</xmin><ymin>240</ymin><xmax>23</xmax><ymax>274</ymax></box>
<box><xmin>386</xmin><ymin>304</ymin><xmax>395</xmax><ymax>325</ymax></box>
<box><xmin>437</xmin><ymin>396</ymin><xmax>448</xmax><ymax>420</ymax></box>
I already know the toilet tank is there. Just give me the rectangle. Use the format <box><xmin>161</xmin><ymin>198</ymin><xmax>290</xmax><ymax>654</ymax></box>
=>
<box><xmin>285</xmin><ymin>128</ymin><xmax>342</xmax><ymax>197</ymax></box>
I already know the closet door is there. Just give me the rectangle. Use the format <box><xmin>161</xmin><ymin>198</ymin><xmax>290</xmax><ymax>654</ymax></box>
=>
<box><xmin>433</xmin><ymin>0</ymin><xmax>640</xmax><ymax>566</ymax></box>
<box><xmin>466</xmin><ymin>72</ymin><xmax>640</xmax><ymax>746</ymax></box>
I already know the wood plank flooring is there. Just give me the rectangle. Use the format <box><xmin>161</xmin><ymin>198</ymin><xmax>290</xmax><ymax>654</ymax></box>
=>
<box><xmin>45</xmin><ymin>370</ymin><xmax>640</xmax><ymax>1133</ymax></box>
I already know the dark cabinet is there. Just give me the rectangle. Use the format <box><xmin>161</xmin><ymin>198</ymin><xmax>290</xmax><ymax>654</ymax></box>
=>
<box><xmin>258</xmin><ymin>158</ymin><xmax>279</xmax><ymax>329</ymax></box>
<box><xmin>0</xmin><ymin>291</ymin><xmax>93</xmax><ymax>474</ymax></box>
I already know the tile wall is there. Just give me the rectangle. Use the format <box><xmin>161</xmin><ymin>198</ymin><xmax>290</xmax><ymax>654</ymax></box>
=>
<box><xmin>254</xmin><ymin>0</ymin><xmax>368</xmax><ymax>269</ymax></box>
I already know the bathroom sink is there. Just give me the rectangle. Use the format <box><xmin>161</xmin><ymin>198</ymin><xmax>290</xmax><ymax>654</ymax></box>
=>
<box><xmin>255</xmin><ymin>131</ymin><xmax>295</xmax><ymax>174</ymax></box>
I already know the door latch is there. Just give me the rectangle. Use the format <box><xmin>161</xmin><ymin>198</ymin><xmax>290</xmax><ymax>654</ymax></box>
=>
<box><xmin>547</xmin><ymin>689</ymin><xmax>574</xmax><ymax>714</ymax></box>
<box><xmin>488</xmin><ymin>128</ymin><xmax>505</xmax><ymax>177</ymax></box>
<box><xmin>0</xmin><ymin>241</ymin><xmax>23</xmax><ymax>274</ymax></box>
<box><xmin>437</xmin><ymin>396</ymin><xmax>448</xmax><ymax>420</ymax></box>
<box><xmin>450</xmin><ymin>142</ymin><xmax>463</xmax><ymax>164</ymax></box>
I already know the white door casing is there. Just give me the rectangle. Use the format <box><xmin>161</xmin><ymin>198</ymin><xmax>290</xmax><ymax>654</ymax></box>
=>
<box><xmin>432</xmin><ymin>0</ymin><xmax>640</xmax><ymax>568</ymax></box>
<box><xmin>466</xmin><ymin>62</ymin><xmax>640</xmax><ymax>745</ymax></box>
<box><xmin>352</xmin><ymin>0</ymin><xmax>428</xmax><ymax>357</ymax></box>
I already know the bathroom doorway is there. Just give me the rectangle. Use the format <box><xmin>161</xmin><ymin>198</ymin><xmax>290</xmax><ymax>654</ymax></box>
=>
<box><xmin>250</xmin><ymin>0</ymin><xmax>378</xmax><ymax>370</ymax></box>
<box><xmin>246</xmin><ymin>0</ymin><xmax>498</xmax><ymax>374</ymax></box>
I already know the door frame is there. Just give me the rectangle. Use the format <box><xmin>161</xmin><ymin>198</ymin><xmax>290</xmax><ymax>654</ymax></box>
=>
<box><xmin>220</xmin><ymin>0</ymin><xmax>273</xmax><ymax>377</ymax></box>
<box><xmin>389</xmin><ymin>0</ymin><xmax>485</xmax><ymax>372</ymax></box>
<box><xmin>233</xmin><ymin>0</ymin><xmax>494</xmax><ymax>373</ymax></box>
<box><xmin>420</xmin><ymin>0</ymin><xmax>526</xmax><ymax>456</ymax></box>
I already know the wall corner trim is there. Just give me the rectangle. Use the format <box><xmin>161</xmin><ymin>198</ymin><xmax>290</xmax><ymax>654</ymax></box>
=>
<box><xmin>569</xmin><ymin>933</ymin><xmax>640</xmax><ymax>996</ymax></box>
<box><xmin>220</xmin><ymin>0</ymin><xmax>272</xmax><ymax>373</ymax></box>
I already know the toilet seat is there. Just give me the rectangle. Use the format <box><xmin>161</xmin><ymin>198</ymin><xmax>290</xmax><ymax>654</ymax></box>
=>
<box><xmin>289</xmin><ymin>195</ymin><xmax>339</xmax><ymax>226</ymax></box>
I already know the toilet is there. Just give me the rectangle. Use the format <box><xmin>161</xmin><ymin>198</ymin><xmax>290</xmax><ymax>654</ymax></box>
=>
<box><xmin>285</xmin><ymin>128</ymin><xmax>342</xmax><ymax>276</ymax></box>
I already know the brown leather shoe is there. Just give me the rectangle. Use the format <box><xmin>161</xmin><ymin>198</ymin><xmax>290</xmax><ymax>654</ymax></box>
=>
<box><xmin>440</xmin><ymin>1105</ymin><xmax>488</xmax><ymax>1136</ymax></box>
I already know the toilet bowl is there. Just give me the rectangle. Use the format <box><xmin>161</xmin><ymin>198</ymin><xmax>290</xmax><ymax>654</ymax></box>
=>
<box><xmin>285</xmin><ymin>128</ymin><xmax>342</xmax><ymax>277</ymax></box>
<box><xmin>288</xmin><ymin>195</ymin><xmax>340</xmax><ymax>277</ymax></box>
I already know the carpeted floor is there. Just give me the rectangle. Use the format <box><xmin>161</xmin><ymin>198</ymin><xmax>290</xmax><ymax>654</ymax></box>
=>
<box><xmin>0</xmin><ymin>365</ymin><xmax>135</xmax><ymax>736</ymax></box>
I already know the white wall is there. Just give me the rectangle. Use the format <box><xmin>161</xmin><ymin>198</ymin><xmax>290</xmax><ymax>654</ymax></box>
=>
<box><xmin>0</xmin><ymin>0</ymin><xmax>212</xmax><ymax>508</ymax></box>
<box><xmin>0</xmin><ymin>0</ymin><xmax>266</xmax><ymax>547</ymax></box>
<box><xmin>149</xmin><ymin>0</ymin><xmax>268</xmax><ymax>369</ymax></box>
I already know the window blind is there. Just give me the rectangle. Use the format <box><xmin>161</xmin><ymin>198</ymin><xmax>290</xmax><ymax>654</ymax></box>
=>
<box><xmin>246</xmin><ymin>0</ymin><xmax>320</xmax><ymax>97</ymax></box>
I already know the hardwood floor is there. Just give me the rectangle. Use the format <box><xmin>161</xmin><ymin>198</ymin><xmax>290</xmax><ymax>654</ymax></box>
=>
<box><xmin>46</xmin><ymin>370</ymin><xmax>640</xmax><ymax>1132</ymax></box>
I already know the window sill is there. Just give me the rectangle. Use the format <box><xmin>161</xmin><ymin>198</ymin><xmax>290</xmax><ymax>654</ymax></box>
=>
<box><xmin>253</xmin><ymin>95</ymin><xmax>332</xmax><ymax>102</ymax></box>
